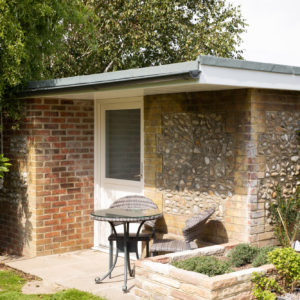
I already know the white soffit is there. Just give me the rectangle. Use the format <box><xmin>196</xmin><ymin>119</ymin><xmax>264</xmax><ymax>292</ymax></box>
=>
<box><xmin>200</xmin><ymin>65</ymin><xmax>300</xmax><ymax>91</ymax></box>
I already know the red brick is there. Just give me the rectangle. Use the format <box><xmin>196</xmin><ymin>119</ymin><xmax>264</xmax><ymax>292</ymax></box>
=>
<box><xmin>53</xmin><ymin>236</ymin><xmax>67</xmax><ymax>243</ymax></box>
<box><xmin>67</xmin><ymin>188</ymin><xmax>81</xmax><ymax>194</ymax></box>
<box><xmin>61</xmin><ymin>240</ymin><xmax>75</xmax><ymax>247</ymax></box>
<box><xmin>52</xmin><ymin>178</ymin><xmax>67</xmax><ymax>184</ymax></box>
<box><xmin>52</xmin><ymin>106</ymin><xmax>66</xmax><ymax>111</ymax></box>
<box><xmin>45</xmin><ymin>219</ymin><xmax>59</xmax><ymax>226</ymax></box>
<box><xmin>52</xmin><ymin>189</ymin><xmax>67</xmax><ymax>195</ymax></box>
<box><xmin>44</xmin><ymin>208</ymin><xmax>59</xmax><ymax>214</ymax></box>
<box><xmin>52</xmin><ymin>155</ymin><xmax>66</xmax><ymax>160</ymax></box>
<box><xmin>45</xmin><ymin>231</ymin><xmax>60</xmax><ymax>238</ymax></box>
<box><xmin>44</xmin><ymin>111</ymin><xmax>59</xmax><ymax>117</ymax></box>
<box><xmin>53</xmin><ymin>213</ymin><xmax>67</xmax><ymax>219</ymax></box>
<box><xmin>61</xmin><ymin>206</ymin><xmax>74</xmax><ymax>212</ymax></box>
<box><xmin>60</xmin><ymin>112</ymin><xmax>74</xmax><ymax>117</ymax></box>
<box><xmin>60</xmin><ymin>124</ymin><xmax>74</xmax><ymax>129</ymax></box>
<box><xmin>60</xmin><ymin>194</ymin><xmax>74</xmax><ymax>201</ymax></box>
<box><xmin>44</xmin><ymin>196</ymin><xmax>59</xmax><ymax>202</ymax></box>
<box><xmin>53</xmin><ymin>225</ymin><xmax>67</xmax><ymax>231</ymax></box>
<box><xmin>36</xmin><ymin>214</ymin><xmax>52</xmax><ymax>221</ymax></box>
<box><xmin>51</xmin><ymin>118</ymin><xmax>65</xmax><ymax>123</ymax></box>
<box><xmin>52</xmin><ymin>167</ymin><xmax>66</xmax><ymax>173</ymax></box>
<box><xmin>32</xmin><ymin>130</ymin><xmax>50</xmax><ymax>136</ymax></box>
<box><xmin>2</xmin><ymin>98</ymin><xmax>94</xmax><ymax>256</ymax></box>
<box><xmin>45</xmin><ymin>136</ymin><xmax>59</xmax><ymax>142</ymax></box>
<box><xmin>52</xmin><ymin>201</ymin><xmax>66</xmax><ymax>207</ymax></box>
<box><xmin>36</xmin><ymin>227</ymin><xmax>52</xmax><ymax>234</ymax></box>
<box><xmin>61</xmin><ymin>217</ymin><xmax>75</xmax><ymax>224</ymax></box>
<box><xmin>31</xmin><ymin>105</ymin><xmax>50</xmax><ymax>110</ymax></box>
<box><xmin>44</xmin><ymin>184</ymin><xmax>59</xmax><ymax>191</ymax></box>
<box><xmin>68</xmin><ymin>211</ymin><xmax>81</xmax><ymax>217</ymax></box>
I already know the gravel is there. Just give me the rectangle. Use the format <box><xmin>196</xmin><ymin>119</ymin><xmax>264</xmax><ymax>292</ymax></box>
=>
<box><xmin>277</xmin><ymin>291</ymin><xmax>300</xmax><ymax>300</ymax></box>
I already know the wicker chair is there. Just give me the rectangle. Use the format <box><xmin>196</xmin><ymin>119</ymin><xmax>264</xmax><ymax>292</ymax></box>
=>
<box><xmin>108</xmin><ymin>195</ymin><xmax>158</xmax><ymax>260</ymax></box>
<box><xmin>150</xmin><ymin>207</ymin><xmax>215</xmax><ymax>256</ymax></box>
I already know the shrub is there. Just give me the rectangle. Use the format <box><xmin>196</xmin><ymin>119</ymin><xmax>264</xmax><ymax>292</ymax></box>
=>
<box><xmin>268</xmin><ymin>247</ymin><xmax>300</xmax><ymax>290</ymax></box>
<box><xmin>269</xmin><ymin>186</ymin><xmax>300</xmax><ymax>247</ymax></box>
<box><xmin>172</xmin><ymin>256</ymin><xmax>232</xmax><ymax>277</ymax></box>
<box><xmin>252</xmin><ymin>247</ymin><xmax>300</xmax><ymax>299</ymax></box>
<box><xmin>0</xmin><ymin>154</ymin><xmax>11</xmax><ymax>179</ymax></box>
<box><xmin>227</xmin><ymin>243</ymin><xmax>259</xmax><ymax>267</ymax></box>
<box><xmin>252</xmin><ymin>272</ymin><xmax>283</xmax><ymax>300</ymax></box>
<box><xmin>252</xmin><ymin>246</ymin><xmax>276</xmax><ymax>267</ymax></box>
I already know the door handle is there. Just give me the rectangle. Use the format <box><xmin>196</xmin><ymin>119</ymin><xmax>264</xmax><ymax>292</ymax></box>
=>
<box><xmin>134</xmin><ymin>162</ymin><xmax>143</xmax><ymax>179</ymax></box>
<box><xmin>133</xmin><ymin>174</ymin><xmax>143</xmax><ymax>179</ymax></box>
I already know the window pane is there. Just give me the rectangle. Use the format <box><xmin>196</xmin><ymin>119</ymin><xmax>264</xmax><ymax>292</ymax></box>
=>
<box><xmin>105</xmin><ymin>109</ymin><xmax>140</xmax><ymax>181</ymax></box>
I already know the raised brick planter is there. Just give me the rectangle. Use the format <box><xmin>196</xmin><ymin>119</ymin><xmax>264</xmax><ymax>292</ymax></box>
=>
<box><xmin>134</xmin><ymin>243</ymin><xmax>274</xmax><ymax>300</ymax></box>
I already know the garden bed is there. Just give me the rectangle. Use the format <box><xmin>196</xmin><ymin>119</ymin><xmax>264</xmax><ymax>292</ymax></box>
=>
<box><xmin>134</xmin><ymin>243</ymin><xmax>275</xmax><ymax>300</ymax></box>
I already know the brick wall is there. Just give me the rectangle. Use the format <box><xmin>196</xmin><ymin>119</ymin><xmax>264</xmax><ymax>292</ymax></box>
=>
<box><xmin>249</xmin><ymin>89</ymin><xmax>300</xmax><ymax>246</ymax></box>
<box><xmin>144</xmin><ymin>89</ymin><xmax>300</xmax><ymax>245</ymax></box>
<box><xmin>144</xmin><ymin>90</ymin><xmax>251</xmax><ymax>243</ymax></box>
<box><xmin>0</xmin><ymin>89</ymin><xmax>298</xmax><ymax>256</ymax></box>
<box><xmin>0</xmin><ymin>98</ymin><xmax>94</xmax><ymax>256</ymax></box>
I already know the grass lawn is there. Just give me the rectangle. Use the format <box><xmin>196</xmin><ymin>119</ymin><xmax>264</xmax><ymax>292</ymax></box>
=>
<box><xmin>0</xmin><ymin>267</ymin><xmax>106</xmax><ymax>300</ymax></box>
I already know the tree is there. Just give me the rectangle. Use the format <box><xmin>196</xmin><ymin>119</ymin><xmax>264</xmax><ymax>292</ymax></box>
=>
<box><xmin>0</xmin><ymin>0</ymin><xmax>89</xmax><ymax>118</ymax></box>
<box><xmin>0</xmin><ymin>0</ymin><xmax>89</xmax><ymax>174</ymax></box>
<box><xmin>0</xmin><ymin>0</ymin><xmax>246</xmax><ymax>175</ymax></box>
<box><xmin>44</xmin><ymin>0</ymin><xmax>247</xmax><ymax>78</ymax></box>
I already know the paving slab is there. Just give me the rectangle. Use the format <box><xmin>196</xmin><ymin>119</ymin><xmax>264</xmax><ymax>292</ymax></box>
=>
<box><xmin>22</xmin><ymin>280</ymin><xmax>65</xmax><ymax>295</ymax></box>
<box><xmin>6</xmin><ymin>249</ymin><xmax>136</xmax><ymax>300</ymax></box>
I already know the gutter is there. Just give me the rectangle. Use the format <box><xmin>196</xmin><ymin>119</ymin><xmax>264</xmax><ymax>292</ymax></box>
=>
<box><xmin>23</xmin><ymin>60</ymin><xmax>201</xmax><ymax>97</ymax></box>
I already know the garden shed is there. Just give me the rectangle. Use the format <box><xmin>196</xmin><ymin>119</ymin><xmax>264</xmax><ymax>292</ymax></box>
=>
<box><xmin>0</xmin><ymin>55</ymin><xmax>299</xmax><ymax>257</ymax></box>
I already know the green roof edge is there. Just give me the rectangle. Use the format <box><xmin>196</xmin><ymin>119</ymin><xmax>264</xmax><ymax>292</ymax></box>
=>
<box><xmin>26</xmin><ymin>55</ymin><xmax>300</xmax><ymax>94</ymax></box>
<box><xmin>200</xmin><ymin>55</ymin><xmax>300</xmax><ymax>75</ymax></box>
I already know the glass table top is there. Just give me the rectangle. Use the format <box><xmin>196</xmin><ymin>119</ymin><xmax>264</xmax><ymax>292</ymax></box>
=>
<box><xmin>91</xmin><ymin>208</ymin><xmax>162</xmax><ymax>221</ymax></box>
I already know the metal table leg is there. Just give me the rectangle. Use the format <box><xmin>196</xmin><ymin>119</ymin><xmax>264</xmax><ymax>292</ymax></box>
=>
<box><xmin>95</xmin><ymin>222</ymin><xmax>119</xmax><ymax>284</ymax></box>
<box><xmin>122</xmin><ymin>222</ymin><xmax>128</xmax><ymax>292</ymax></box>
<box><xmin>122</xmin><ymin>220</ymin><xmax>145</xmax><ymax>292</ymax></box>
<box><xmin>95</xmin><ymin>220</ymin><xmax>146</xmax><ymax>293</ymax></box>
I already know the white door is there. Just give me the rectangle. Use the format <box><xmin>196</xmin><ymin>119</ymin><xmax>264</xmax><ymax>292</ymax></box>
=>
<box><xmin>94</xmin><ymin>99</ymin><xmax>144</xmax><ymax>249</ymax></box>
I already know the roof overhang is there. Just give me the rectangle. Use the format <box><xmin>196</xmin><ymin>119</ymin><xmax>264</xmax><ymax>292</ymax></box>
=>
<box><xmin>23</xmin><ymin>55</ymin><xmax>300</xmax><ymax>100</ymax></box>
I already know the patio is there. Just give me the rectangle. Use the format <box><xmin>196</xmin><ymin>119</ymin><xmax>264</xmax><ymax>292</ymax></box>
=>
<box><xmin>2</xmin><ymin>249</ymin><xmax>136</xmax><ymax>300</ymax></box>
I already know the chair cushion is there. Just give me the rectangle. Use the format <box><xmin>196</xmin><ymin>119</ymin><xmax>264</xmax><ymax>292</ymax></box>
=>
<box><xmin>150</xmin><ymin>239</ymin><xmax>197</xmax><ymax>253</ymax></box>
<box><xmin>185</xmin><ymin>208</ymin><xmax>215</xmax><ymax>227</ymax></box>
<box><xmin>108</xmin><ymin>232</ymin><xmax>151</xmax><ymax>242</ymax></box>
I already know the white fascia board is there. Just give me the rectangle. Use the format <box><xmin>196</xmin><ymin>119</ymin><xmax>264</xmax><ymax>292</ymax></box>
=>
<box><xmin>200</xmin><ymin>65</ymin><xmax>300</xmax><ymax>91</ymax></box>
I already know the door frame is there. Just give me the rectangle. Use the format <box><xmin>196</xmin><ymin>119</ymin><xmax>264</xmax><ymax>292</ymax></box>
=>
<box><xmin>93</xmin><ymin>96</ymin><xmax>144</xmax><ymax>249</ymax></box>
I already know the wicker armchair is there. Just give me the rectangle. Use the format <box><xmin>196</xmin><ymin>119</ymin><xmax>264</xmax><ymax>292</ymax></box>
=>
<box><xmin>150</xmin><ymin>207</ymin><xmax>215</xmax><ymax>256</ymax></box>
<box><xmin>108</xmin><ymin>195</ymin><xmax>158</xmax><ymax>260</ymax></box>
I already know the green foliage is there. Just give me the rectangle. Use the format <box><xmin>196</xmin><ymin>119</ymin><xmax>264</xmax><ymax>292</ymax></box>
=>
<box><xmin>45</xmin><ymin>0</ymin><xmax>247</xmax><ymax>78</ymax></box>
<box><xmin>0</xmin><ymin>0</ymin><xmax>89</xmax><ymax>122</ymax></box>
<box><xmin>172</xmin><ymin>256</ymin><xmax>232</xmax><ymax>277</ymax></box>
<box><xmin>0</xmin><ymin>291</ymin><xmax>49</xmax><ymax>300</ymax></box>
<box><xmin>251</xmin><ymin>248</ymin><xmax>300</xmax><ymax>299</ymax></box>
<box><xmin>0</xmin><ymin>270</ymin><xmax>26</xmax><ymax>293</ymax></box>
<box><xmin>0</xmin><ymin>0</ymin><xmax>246</xmax><ymax>166</ymax></box>
<box><xmin>252</xmin><ymin>272</ymin><xmax>283</xmax><ymax>300</ymax></box>
<box><xmin>1</xmin><ymin>0</ymin><xmax>247</xmax><ymax>85</ymax></box>
<box><xmin>252</xmin><ymin>246</ymin><xmax>276</xmax><ymax>268</ymax></box>
<box><xmin>227</xmin><ymin>243</ymin><xmax>259</xmax><ymax>267</ymax></box>
<box><xmin>0</xmin><ymin>154</ymin><xmax>11</xmax><ymax>178</ymax></box>
<box><xmin>269</xmin><ymin>186</ymin><xmax>300</xmax><ymax>247</ymax></box>
<box><xmin>0</xmin><ymin>269</ymin><xmax>106</xmax><ymax>299</ymax></box>
<box><xmin>268</xmin><ymin>247</ymin><xmax>300</xmax><ymax>289</ymax></box>
<box><xmin>51</xmin><ymin>289</ymin><xmax>105</xmax><ymax>300</ymax></box>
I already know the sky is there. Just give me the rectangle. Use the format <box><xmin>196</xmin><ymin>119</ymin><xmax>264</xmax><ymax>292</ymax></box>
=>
<box><xmin>229</xmin><ymin>0</ymin><xmax>300</xmax><ymax>67</ymax></box>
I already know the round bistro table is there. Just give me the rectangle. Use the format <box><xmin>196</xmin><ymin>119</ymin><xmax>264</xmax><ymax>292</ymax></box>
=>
<box><xmin>90</xmin><ymin>208</ymin><xmax>162</xmax><ymax>292</ymax></box>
